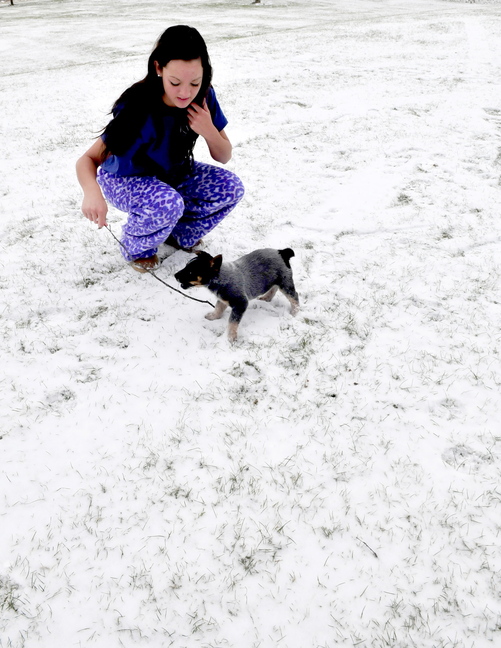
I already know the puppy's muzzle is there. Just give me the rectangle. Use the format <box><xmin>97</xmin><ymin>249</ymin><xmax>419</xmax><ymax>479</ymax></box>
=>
<box><xmin>174</xmin><ymin>271</ymin><xmax>190</xmax><ymax>290</ymax></box>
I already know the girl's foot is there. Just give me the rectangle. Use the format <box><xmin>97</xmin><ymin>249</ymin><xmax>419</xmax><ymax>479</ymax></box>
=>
<box><xmin>165</xmin><ymin>235</ymin><xmax>204</xmax><ymax>252</ymax></box>
<box><xmin>130</xmin><ymin>254</ymin><xmax>160</xmax><ymax>273</ymax></box>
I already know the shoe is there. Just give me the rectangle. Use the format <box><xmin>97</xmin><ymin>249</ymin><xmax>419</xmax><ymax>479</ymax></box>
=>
<box><xmin>130</xmin><ymin>254</ymin><xmax>160</xmax><ymax>273</ymax></box>
<box><xmin>165</xmin><ymin>235</ymin><xmax>204</xmax><ymax>252</ymax></box>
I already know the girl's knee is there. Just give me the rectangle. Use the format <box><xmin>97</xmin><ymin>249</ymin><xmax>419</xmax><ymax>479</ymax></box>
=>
<box><xmin>225</xmin><ymin>173</ymin><xmax>245</xmax><ymax>207</ymax></box>
<box><xmin>233</xmin><ymin>175</ymin><xmax>245</xmax><ymax>202</ymax></box>
<box><xmin>133</xmin><ymin>180</ymin><xmax>185</xmax><ymax>224</ymax></box>
<box><xmin>217</xmin><ymin>168</ymin><xmax>245</xmax><ymax>202</ymax></box>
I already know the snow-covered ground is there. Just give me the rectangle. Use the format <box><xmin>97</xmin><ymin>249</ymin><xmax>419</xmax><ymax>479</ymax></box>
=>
<box><xmin>1</xmin><ymin>0</ymin><xmax>501</xmax><ymax>646</ymax></box>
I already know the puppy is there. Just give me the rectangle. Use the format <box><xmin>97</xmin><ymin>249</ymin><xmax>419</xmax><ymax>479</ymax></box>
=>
<box><xmin>174</xmin><ymin>248</ymin><xmax>299</xmax><ymax>342</ymax></box>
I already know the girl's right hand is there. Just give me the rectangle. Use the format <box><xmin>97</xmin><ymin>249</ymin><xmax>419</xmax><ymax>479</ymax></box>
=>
<box><xmin>76</xmin><ymin>138</ymin><xmax>108</xmax><ymax>228</ymax></box>
<box><xmin>81</xmin><ymin>189</ymin><xmax>108</xmax><ymax>229</ymax></box>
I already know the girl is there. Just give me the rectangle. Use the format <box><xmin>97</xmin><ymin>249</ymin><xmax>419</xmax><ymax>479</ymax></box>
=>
<box><xmin>76</xmin><ymin>25</ymin><xmax>244</xmax><ymax>272</ymax></box>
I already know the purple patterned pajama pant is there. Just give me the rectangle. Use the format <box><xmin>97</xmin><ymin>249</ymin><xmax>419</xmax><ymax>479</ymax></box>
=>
<box><xmin>97</xmin><ymin>162</ymin><xmax>244</xmax><ymax>262</ymax></box>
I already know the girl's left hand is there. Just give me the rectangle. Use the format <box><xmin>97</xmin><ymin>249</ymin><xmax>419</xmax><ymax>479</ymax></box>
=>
<box><xmin>187</xmin><ymin>100</ymin><xmax>215</xmax><ymax>138</ymax></box>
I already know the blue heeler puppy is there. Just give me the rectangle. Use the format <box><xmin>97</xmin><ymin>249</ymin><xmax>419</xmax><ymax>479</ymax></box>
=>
<box><xmin>174</xmin><ymin>248</ymin><xmax>299</xmax><ymax>342</ymax></box>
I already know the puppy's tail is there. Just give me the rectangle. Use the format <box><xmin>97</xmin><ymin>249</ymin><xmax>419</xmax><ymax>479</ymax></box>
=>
<box><xmin>278</xmin><ymin>248</ymin><xmax>295</xmax><ymax>268</ymax></box>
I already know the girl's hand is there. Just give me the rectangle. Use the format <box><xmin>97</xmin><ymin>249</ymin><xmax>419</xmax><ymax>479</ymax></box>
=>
<box><xmin>187</xmin><ymin>100</ymin><xmax>233</xmax><ymax>164</ymax></box>
<box><xmin>187</xmin><ymin>100</ymin><xmax>215</xmax><ymax>139</ymax></box>
<box><xmin>81</xmin><ymin>189</ymin><xmax>108</xmax><ymax>229</ymax></box>
<box><xmin>76</xmin><ymin>138</ymin><xmax>108</xmax><ymax>228</ymax></box>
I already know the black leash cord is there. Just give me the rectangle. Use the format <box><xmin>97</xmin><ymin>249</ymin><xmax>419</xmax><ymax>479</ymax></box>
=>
<box><xmin>105</xmin><ymin>225</ymin><xmax>215</xmax><ymax>308</ymax></box>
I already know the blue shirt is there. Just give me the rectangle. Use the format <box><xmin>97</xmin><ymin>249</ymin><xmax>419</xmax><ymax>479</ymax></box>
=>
<box><xmin>101</xmin><ymin>86</ymin><xmax>228</xmax><ymax>181</ymax></box>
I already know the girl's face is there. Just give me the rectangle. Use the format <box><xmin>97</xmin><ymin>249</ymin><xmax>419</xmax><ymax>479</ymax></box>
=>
<box><xmin>155</xmin><ymin>58</ymin><xmax>204</xmax><ymax>108</ymax></box>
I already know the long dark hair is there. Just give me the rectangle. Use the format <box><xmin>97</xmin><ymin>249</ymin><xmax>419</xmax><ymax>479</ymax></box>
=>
<box><xmin>100</xmin><ymin>25</ymin><xmax>213</xmax><ymax>167</ymax></box>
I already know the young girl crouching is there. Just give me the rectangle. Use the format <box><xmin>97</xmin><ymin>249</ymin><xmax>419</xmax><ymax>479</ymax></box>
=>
<box><xmin>76</xmin><ymin>25</ymin><xmax>244</xmax><ymax>272</ymax></box>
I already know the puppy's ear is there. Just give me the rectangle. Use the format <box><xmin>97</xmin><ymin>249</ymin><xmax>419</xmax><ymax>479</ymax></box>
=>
<box><xmin>210</xmin><ymin>254</ymin><xmax>223</xmax><ymax>273</ymax></box>
<box><xmin>195</xmin><ymin>250</ymin><xmax>212</xmax><ymax>259</ymax></box>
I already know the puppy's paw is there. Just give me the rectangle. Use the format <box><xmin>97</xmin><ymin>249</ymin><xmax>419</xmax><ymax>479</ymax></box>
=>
<box><xmin>227</xmin><ymin>322</ymin><xmax>238</xmax><ymax>344</ymax></box>
<box><xmin>205</xmin><ymin>301</ymin><xmax>227</xmax><ymax>320</ymax></box>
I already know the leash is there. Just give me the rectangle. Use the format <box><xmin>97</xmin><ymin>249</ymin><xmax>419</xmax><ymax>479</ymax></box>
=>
<box><xmin>105</xmin><ymin>225</ymin><xmax>215</xmax><ymax>308</ymax></box>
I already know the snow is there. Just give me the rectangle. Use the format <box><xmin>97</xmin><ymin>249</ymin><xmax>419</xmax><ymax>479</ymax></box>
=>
<box><xmin>1</xmin><ymin>0</ymin><xmax>501</xmax><ymax>646</ymax></box>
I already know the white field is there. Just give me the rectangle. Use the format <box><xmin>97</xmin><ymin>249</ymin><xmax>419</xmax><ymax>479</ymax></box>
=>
<box><xmin>1</xmin><ymin>0</ymin><xmax>501</xmax><ymax>646</ymax></box>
